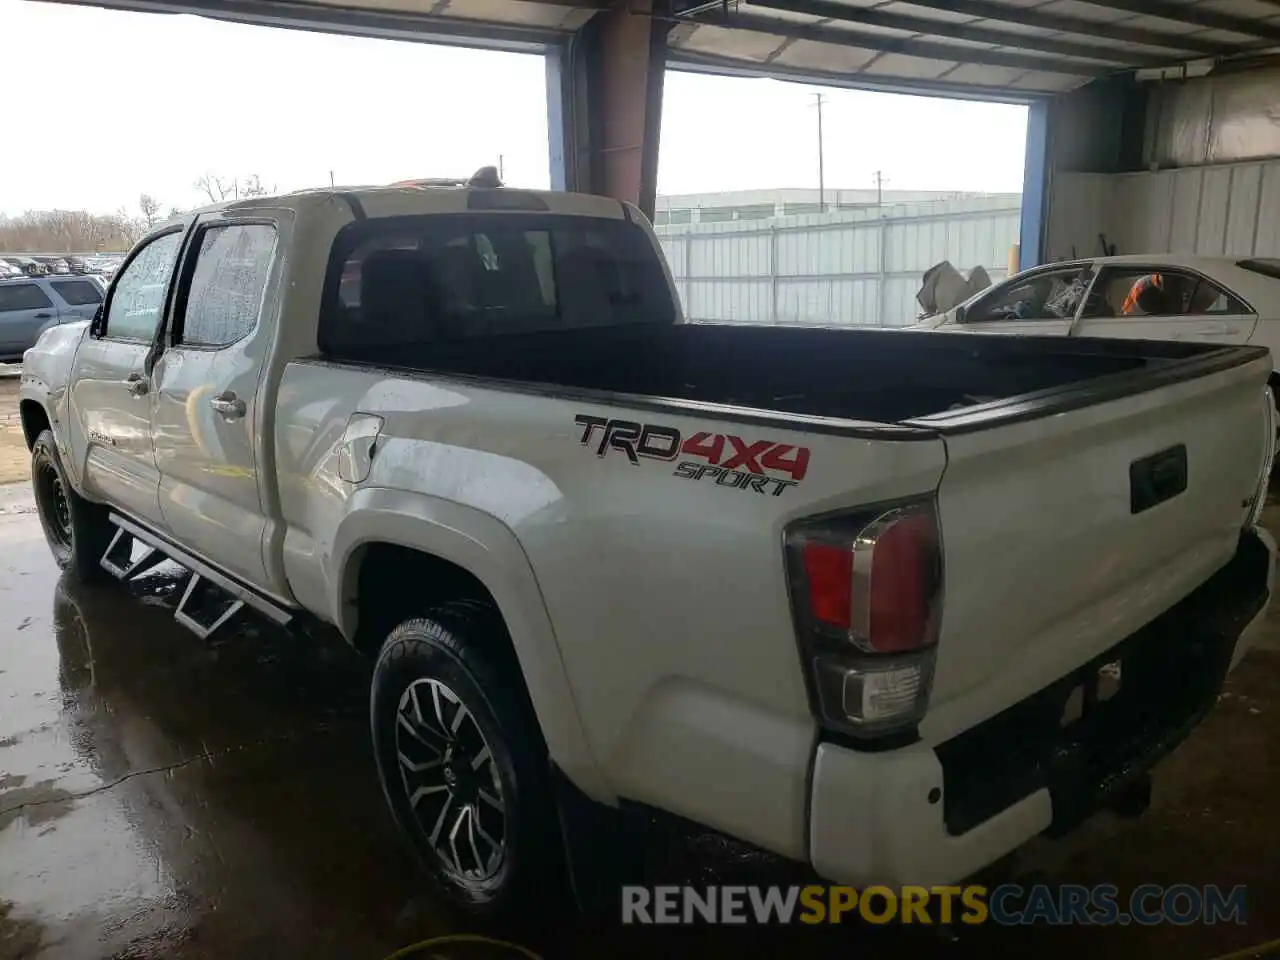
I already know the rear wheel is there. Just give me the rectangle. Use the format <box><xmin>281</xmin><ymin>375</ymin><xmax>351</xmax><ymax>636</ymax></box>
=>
<box><xmin>370</xmin><ymin>603</ymin><xmax>564</xmax><ymax>919</ymax></box>
<box><xmin>30</xmin><ymin>430</ymin><xmax>112</xmax><ymax>584</ymax></box>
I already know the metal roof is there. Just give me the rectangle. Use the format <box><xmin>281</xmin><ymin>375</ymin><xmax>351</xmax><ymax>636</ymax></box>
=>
<box><xmin>40</xmin><ymin>0</ymin><xmax>600</xmax><ymax>51</ymax></box>
<box><xmin>41</xmin><ymin>0</ymin><xmax>1280</xmax><ymax>98</ymax></box>
<box><xmin>667</xmin><ymin>0</ymin><xmax>1280</xmax><ymax>97</ymax></box>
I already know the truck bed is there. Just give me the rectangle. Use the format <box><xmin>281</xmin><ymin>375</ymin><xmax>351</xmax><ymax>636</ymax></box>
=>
<box><xmin>326</xmin><ymin>322</ymin><xmax>1221</xmax><ymax>425</ymax></box>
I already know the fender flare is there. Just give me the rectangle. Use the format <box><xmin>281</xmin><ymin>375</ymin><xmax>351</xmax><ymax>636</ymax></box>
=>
<box><xmin>330</xmin><ymin>487</ymin><xmax>612</xmax><ymax>804</ymax></box>
<box><xmin>17</xmin><ymin>379</ymin><xmax>76</xmax><ymax>486</ymax></box>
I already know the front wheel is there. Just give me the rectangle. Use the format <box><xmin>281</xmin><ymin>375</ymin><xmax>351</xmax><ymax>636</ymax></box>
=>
<box><xmin>370</xmin><ymin>603</ymin><xmax>564</xmax><ymax>919</ymax></box>
<box><xmin>30</xmin><ymin>429</ymin><xmax>112</xmax><ymax>584</ymax></box>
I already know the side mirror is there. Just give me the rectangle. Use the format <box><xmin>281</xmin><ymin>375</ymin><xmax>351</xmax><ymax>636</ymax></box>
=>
<box><xmin>90</xmin><ymin>305</ymin><xmax>103</xmax><ymax>336</ymax></box>
<box><xmin>953</xmin><ymin>305</ymin><xmax>967</xmax><ymax>324</ymax></box>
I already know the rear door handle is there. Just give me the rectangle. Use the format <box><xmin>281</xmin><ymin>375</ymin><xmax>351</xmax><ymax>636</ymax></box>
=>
<box><xmin>1195</xmin><ymin>322</ymin><xmax>1231</xmax><ymax>335</ymax></box>
<box><xmin>210</xmin><ymin>391</ymin><xmax>246</xmax><ymax>420</ymax></box>
<box><xmin>34</xmin><ymin>312</ymin><xmax>52</xmax><ymax>319</ymax></box>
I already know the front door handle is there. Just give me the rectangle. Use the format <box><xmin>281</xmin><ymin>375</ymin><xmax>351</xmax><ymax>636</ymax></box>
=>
<box><xmin>1195</xmin><ymin>322</ymin><xmax>1231</xmax><ymax>335</ymax></box>
<box><xmin>210</xmin><ymin>391</ymin><xmax>246</xmax><ymax>420</ymax></box>
<box><xmin>34</xmin><ymin>312</ymin><xmax>52</xmax><ymax>319</ymax></box>
<box><xmin>124</xmin><ymin>373</ymin><xmax>149</xmax><ymax>397</ymax></box>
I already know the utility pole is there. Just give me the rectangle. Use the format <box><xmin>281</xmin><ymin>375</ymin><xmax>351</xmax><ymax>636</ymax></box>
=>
<box><xmin>498</xmin><ymin>154</ymin><xmax>505</xmax><ymax>182</ymax></box>
<box><xmin>811</xmin><ymin>93</ymin><xmax>826</xmax><ymax>211</ymax></box>
<box><xmin>873</xmin><ymin>169</ymin><xmax>887</xmax><ymax>211</ymax></box>
<box><xmin>329</xmin><ymin>170</ymin><xmax>335</xmax><ymax>188</ymax></box>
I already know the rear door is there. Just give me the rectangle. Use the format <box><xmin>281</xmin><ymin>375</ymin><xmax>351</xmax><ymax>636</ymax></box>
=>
<box><xmin>953</xmin><ymin>263</ymin><xmax>1095</xmax><ymax>336</ymax></box>
<box><xmin>66</xmin><ymin>229</ymin><xmax>184</xmax><ymax>526</ymax></box>
<box><xmin>1073</xmin><ymin>265</ymin><xmax>1257</xmax><ymax>345</ymax></box>
<box><xmin>0</xmin><ymin>281</ymin><xmax>59</xmax><ymax>358</ymax></box>
<box><xmin>47</xmin><ymin>277</ymin><xmax>105</xmax><ymax>323</ymax></box>
<box><xmin>151</xmin><ymin>217</ymin><xmax>279</xmax><ymax>589</ymax></box>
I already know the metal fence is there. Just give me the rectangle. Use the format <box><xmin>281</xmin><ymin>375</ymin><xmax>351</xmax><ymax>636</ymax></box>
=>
<box><xmin>654</xmin><ymin>196</ymin><xmax>1022</xmax><ymax>327</ymax></box>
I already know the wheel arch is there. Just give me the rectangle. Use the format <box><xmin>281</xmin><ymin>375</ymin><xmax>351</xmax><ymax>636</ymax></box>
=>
<box><xmin>19</xmin><ymin>398</ymin><xmax>51</xmax><ymax>451</ymax></box>
<box><xmin>330</xmin><ymin>487</ymin><xmax>611</xmax><ymax>804</ymax></box>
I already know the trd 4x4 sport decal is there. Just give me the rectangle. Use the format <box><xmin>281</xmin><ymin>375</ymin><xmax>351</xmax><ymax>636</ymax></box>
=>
<box><xmin>574</xmin><ymin>414</ymin><xmax>810</xmax><ymax>497</ymax></box>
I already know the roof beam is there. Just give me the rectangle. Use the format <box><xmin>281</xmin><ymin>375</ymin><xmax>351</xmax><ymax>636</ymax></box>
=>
<box><xmin>697</xmin><ymin>10</ymin><xmax>1107</xmax><ymax>73</ymax></box>
<box><xmin>731</xmin><ymin>0</ymin><xmax>1174</xmax><ymax>65</ymax></box>
<box><xmin>1073</xmin><ymin>0</ymin><xmax>1280</xmax><ymax>41</ymax></box>
<box><xmin>37</xmin><ymin>0</ymin><xmax>591</xmax><ymax>48</ymax></box>
<box><xmin>885</xmin><ymin>0</ymin><xmax>1243</xmax><ymax>55</ymax></box>
<box><xmin>670</xmin><ymin>48</ymin><xmax>1050</xmax><ymax>100</ymax></box>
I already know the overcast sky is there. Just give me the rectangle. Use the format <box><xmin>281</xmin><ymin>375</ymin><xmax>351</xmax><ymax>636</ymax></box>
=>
<box><xmin>0</xmin><ymin>0</ymin><xmax>1028</xmax><ymax>216</ymax></box>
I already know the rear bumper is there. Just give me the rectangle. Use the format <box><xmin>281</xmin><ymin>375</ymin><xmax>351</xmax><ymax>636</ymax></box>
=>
<box><xmin>809</xmin><ymin>526</ymin><xmax>1274</xmax><ymax>887</ymax></box>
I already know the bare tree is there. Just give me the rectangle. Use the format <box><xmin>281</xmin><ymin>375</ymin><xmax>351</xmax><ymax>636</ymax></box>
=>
<box><xmin>138</xmin><ymin>193</ymin><xmax>162</xmax><ymax>229</ymax></box>
<box><xmin>194</xmin><ymin>173</ymin><xmax>236</xmax><ymax>204</ymax></box>
<box><xmin>0</xmin><ymin>210</ymin><xmax>138</xmax><ymax>253</ymax></box>
<box><xmin>117</xmin><ymin>207</ymin><xmax>146</xmax><ymax>246</ymax></box>
<box><xmin>239</xmin><ymin>174</ymin><xmax>274</xmax><ymax>198</ymax></box>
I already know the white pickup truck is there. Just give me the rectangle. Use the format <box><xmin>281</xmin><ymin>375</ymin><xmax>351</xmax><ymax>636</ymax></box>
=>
<box><xmin>18</xmin><ymin>176</ymin><xmax>1278</xmax><ymax>917</ymax></box>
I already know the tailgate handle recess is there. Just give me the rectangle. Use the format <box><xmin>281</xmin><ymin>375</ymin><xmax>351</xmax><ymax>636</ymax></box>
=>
<box><xmin>1130</xmin><ymin>445</ymin><xmax>1187</xmax><ymax>515</ymax></box>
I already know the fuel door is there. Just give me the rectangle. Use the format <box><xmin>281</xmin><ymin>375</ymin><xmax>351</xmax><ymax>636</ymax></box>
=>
<box><xmin>337</xmin><ymin>413</ymin><xmax>384</xmax><ymax>484</ymax></box>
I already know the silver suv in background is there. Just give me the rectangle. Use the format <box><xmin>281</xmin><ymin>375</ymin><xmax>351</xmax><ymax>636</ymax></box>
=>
<box><xmin>0</xmin><ymin>274</ymin><xmax>103</xmax><ymax>361</ymax></box>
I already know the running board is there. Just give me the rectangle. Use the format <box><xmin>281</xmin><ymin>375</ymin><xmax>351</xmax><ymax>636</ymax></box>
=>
<box><xmin>174</xmin><ymin>575</ymin><xmax>245</xmax><ymax>641</ymax></box>
<box><xmin>101</xmin><ymin>526</ymin><xmax>167</xmax><ymax>581</ymax></box>
<box><xmin>102</xmin><ymin>513</ymin><xmax>294</xmax><ymax>639</ymax></box>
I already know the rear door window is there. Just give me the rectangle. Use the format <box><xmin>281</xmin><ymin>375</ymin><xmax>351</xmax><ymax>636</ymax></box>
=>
<box><xmin>320</xmin><ymin>213</ymin><xmax>673</xmax><ymax>357</ymax></box>
<box><xmin>175</xmin><ymin>223</ymin><xmax>277</xmax><ymax>347</ymax></box>
<box><xmin>0</xmin><ymin>283</ymin><xmax>53</xmax><ymax>312</ymax></box>
<box><xmin>1081</xmin><ymin>268</ymin><xmax>1249</xmax><ymax>319</ymax></box>
<box><xmin>50</xmin><ymin>279</ymin><xmax>103</xmax><ymax>306</ymax></box>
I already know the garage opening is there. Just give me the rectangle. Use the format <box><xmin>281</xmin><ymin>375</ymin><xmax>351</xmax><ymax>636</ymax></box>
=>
<box><xmin>0</xmin><ymin>1</ymin><xmax>550</xmax><ymax>248</ymax></box>
<box><xmin>656</xmin><ymin>71</ymin><xmax>1028</xmax><ymax>328</ymax></box>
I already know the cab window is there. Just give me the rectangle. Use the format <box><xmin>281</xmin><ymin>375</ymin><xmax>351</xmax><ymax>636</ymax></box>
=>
<box><xmin>102</xmin><ymin>232</ymin><xmax>183</xmax><ymax>341</ymax></box>
<box><xmin>176</xmin><ymin>224</ymin><xmax>278</xmax><ymax>347</ymax></box>
<box><xmin>963</xmin><ymin>266</ymin><xmax>1093</xmax><ymax>324</ymax></box>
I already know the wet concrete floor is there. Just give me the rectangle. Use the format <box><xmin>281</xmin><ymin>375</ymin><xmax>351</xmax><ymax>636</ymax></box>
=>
<box><xmin>2</xmin><ymin>478</ymin><xmax>1279</xmax><ymax>960</ymax></box>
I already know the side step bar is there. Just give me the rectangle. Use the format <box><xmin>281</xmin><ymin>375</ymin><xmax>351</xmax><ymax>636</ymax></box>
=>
<box><xmin>102</xmin><ymin>513</ymin><xmax>294</xmax><ymax>639</ymax></box>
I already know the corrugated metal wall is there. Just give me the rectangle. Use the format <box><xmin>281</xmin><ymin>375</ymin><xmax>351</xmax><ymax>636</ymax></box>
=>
<box><xmin>1047</xmin><ymin>160</ymin><xmax>1280</xmax><ymax>262</ymax></box>
<box><xmin>655</xmin><ymin>197</ymin><xmax>1021</xmax><ymax>326</ymax></box>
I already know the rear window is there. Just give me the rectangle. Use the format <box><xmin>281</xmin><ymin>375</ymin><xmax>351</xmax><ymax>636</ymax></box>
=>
<box><xmin>0</xmin><ymin>283</ymin><xmax>53</xmax><ymax>312</ymax></box>
<box><xmin>50</xmin><ymin>279</ymin><xmax>103</xmax><ymax>306</ymax></box>
<box><xmin>1238</xmin><ymin>258</ymin><xmax>1280</xmax><ymax>281</ymax></box>
<box><xmin>319</xmin><ymin>213</ymin><xmax>674</xmax><ymax>358</ymax></box>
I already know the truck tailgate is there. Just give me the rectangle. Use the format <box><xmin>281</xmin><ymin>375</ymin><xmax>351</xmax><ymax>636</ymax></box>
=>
<box><xmin>914</xmin><ymin>349</ymin><xmax>1273</xmax><ymax>742</ymax></box>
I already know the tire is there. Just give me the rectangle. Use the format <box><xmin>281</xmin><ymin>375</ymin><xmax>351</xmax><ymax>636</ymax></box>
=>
<box><xmin>30</xmin><ymin>429</ymin><xmax>113</xmax><ymax>585</ymax></box>
<box><xmin>370</xmin><ymin>602</ymin><xmax>563</xmax><ymax>919</ymax></box>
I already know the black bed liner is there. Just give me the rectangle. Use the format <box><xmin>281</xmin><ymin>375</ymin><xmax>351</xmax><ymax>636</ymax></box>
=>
<box><xmin>310</xmin><ymin>323</ymin><xmax>1270</xmax><ymax>439</ymax></box>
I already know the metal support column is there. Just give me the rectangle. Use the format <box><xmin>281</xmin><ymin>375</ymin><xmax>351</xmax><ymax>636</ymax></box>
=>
<box><xmin>1019</xmin><ymin>99</ymin><xmax>1050</xmax><ymax>269</ymax></box>
<box><xmin>545</xmin><ymin>47</ymin><xmax>568</xmax><ymax>192</ymax></box>
<box><xmin>547</xmin><ymin>1</ymin><xmax>670</xmax><ymax>220</ymax></box>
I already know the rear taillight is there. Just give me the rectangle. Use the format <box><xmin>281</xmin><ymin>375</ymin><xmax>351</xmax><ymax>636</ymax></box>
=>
<box><xmin>785</xmin><ymin>499</ymin><xmax>943</xmax><ymax>739</ymax></box>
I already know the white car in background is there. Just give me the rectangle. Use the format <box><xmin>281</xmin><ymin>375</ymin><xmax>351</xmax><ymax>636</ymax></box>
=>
<box><xmin>915</xmin><ymin>255</ymin><xmax>1280</xmax><ymax>385</ymax></box>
